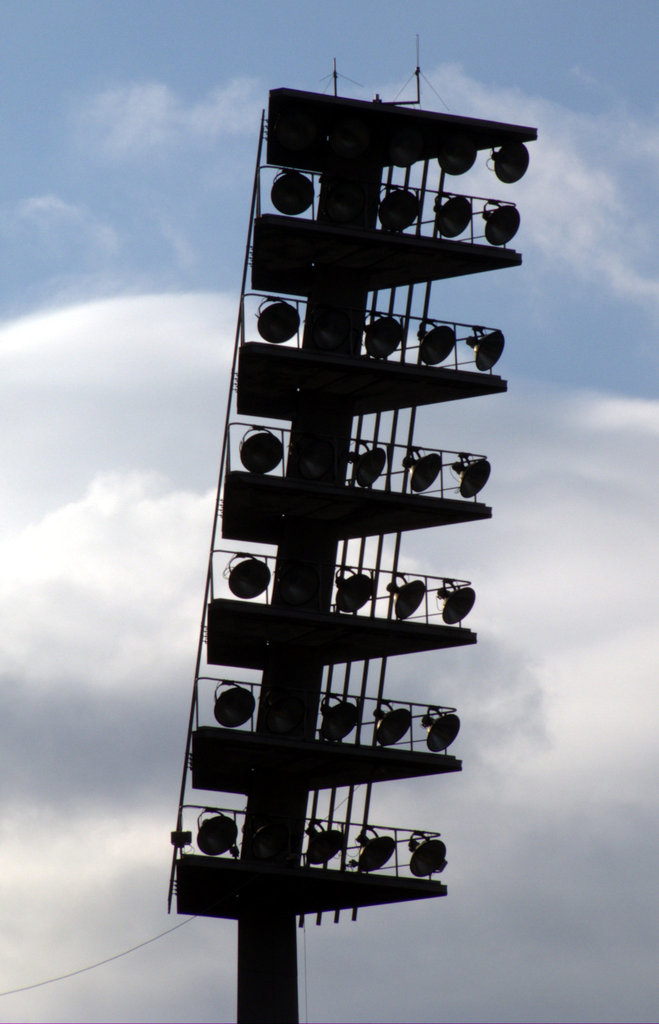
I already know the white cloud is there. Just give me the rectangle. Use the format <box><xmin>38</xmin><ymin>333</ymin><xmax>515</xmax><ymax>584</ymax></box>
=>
<box><xmin>1</xmin><ymin>193</ymin><xmax>119</xmax><ymax>257</ymax></box>
<box><xmin>77</xmin><ymin>77</ymin><xmax>264</xmax><ymax>159</ymax></box>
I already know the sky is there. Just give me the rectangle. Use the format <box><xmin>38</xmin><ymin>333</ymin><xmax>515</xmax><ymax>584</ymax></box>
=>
<box><xmin>0</xmin><ymin>1</ymin><xmax>657</xmax><ymax>1021</ymax></box>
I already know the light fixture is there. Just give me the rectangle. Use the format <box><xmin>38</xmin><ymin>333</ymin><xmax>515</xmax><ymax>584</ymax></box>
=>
<box><xmin>323</xmin><ymin>178</ymin><xmax>365</xmax><ymax>223</ymax></box>
<box><xmin>492</xmin><ymin>141</ymin><xmax>529</xmax><ymax>183</ymax></box>
<box><xmin>356</xmin><ymin>827</ymin><xmax>396</xmax><ymax>871</ymax></box>
<box><xmin>482</xmin><ymin>202</ymin><xmax>520</xmax><ymax>245</ymax></box>
<box><xmin>227</xmin><ymin>556</ymin><xmax>271</xmax><ymax>599</ymax></box>
<box><xmin>264</xmin><ymin>692</ymin><xmax>305</xmax><ymax>734</ymax></box>
<box><xmin>349</xmin><ymin>445</ymin><xmax>386</xmax><ymax>488</ymax></box>
<box><xmin>239</xmin><ymin>429</ymin><xmax>283</xmax><ymax>475</ymax></box>
<box><xmin>197</xmin><ymin>813</ymin><xmax>238</xmax><ymax>857</ymax></box>
<box><xmin>257</xmin><ymin>300</ymin><xmax>300</xmax><ymax>344</ymax></box>
<box><xmin>452</xmin><ymin>455</ymin><xmax>491</xmax><ymax>498</ymax></box>
<box><xmin>378</xmin><ymin>188</ymin><xmax>419</xmax><ymax>231</ymax></box>
<box><xmin>421</xmin><ymin>710</ymin><xmax>461</xmax><ymax>752</ymax></box>
<box><xmin>214</xmin><ymin>682</ymin><xmax>256</xmax><ymax>728</ymax></box>
<box><xmin>437</xmin><ymin>582</ymin><xmax>476</xmax><ymax>624</ymax></box>
<box><xmin>335</xmin><ymin>570</ymin><xmax>373</xmax><ymax>613</ymax></box>
<box><xmin>274</xmin><ymin>109</ymin><xmax>316</xmax><ymax>151</ymax></box>
<box><xmin>277</xmin><ymin>561</ymin><xmax>319</xmax><ymax>606</ymax></box>
<box><xmin>403</xmin><ymin>449</ymin><xmax>442</xmax><ymax>492</ymax></box>
<box><xmin>251</xmin><ymin>821</ymin><xmax>289</xmax><ymax>860</ymax></box>
<box><xmin>295</xmin><ymin>434</ymin><xmax>335</xmax><ymax>480</ymax></box>
<box><xmin>437</xmin><ymin>134</ymin><xmax>477</xmax><ymax>175</ymax></box>
<box><xmin>417</xmin><ymin>322</ymin><xmax>456</xmax><ymax>365</ymax></box>
<box><xmin>387</xmin><ymin>575</ymin><xmax>427</xmax><ymax>620</ymax></box>
<box><xmin>374</xmin><ymin>704</ymin><xmax>412</xmax><ymax>746</ymax></box>
<box><xmin>408</xmin><ymin>833</ymin><xmax>447</xmax><ymax>876</ymax></box>
<box><xmin>364</xmin><ymin>316</ymin><xmax>403</xmax><ymax>359</ymax></box>
<box><xmin>320</xmin><ymin>696</ymin><xmax>359</xmax><ymax>741</ymax></box>
<box><xmin>329</xmin><ymin>117</ymin><xmax>370</xmax><ymax>159</ymax></box>
<box><xmin>311</xmin><ymin>305</ymin><xmax>352</xmax><ymax>351</ymax></box>
<box><xmin>306</xmin><ymin>823</ymin><xmax>345</xmax><ymax>864</ymax></box>
<box><xmin>389</xmin><ymin>127</ymin><xmax>424</xmax><ymax>167</ymax></box>
<box><xmin>434</xmin><ymin>194</ymin><xmax>472</xmax><ymax>237</ymax></box>
<box><xmin>270</xmin><ymin>170</ymin><xmax>314</xmax><ymax>216</ymax></box>
<box><xmin>466</xmin><ymin>328</ymin><xmax>505</xmax><ymax>371</ymax></box>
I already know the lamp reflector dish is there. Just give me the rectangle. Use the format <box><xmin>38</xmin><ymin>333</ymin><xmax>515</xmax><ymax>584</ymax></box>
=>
<box><xmin>389</xmin><ymin>127</ymin><xmax>423</xmax><ymax>167</ymax></box>
<box><xmin>410</xmin><ymin>838</ymin><xmax>447</xmax><ymax>877</ymax></box>
<box><xmin>358</xmin><ymin>834</ymin><xmax>396</xmax><ymax>872</ymax></box>
<box><xmin>336</xmin><ymin>572</ymin><xmax>373</xmax><ymax>613</ymax></box>
<box><xmin>275</xmin><ymin>109</ymin><xmax>316</xmax><ymax>151</ymax></box>
<box><xmin>320</xmin><ymin>700</ymin><xmax>359</xmax><ymax>741</ymax></box>
<box><xmin>364</xmin><ymin>316</ymin><xmax>402</xmax><ymax>359</ymax></box>
<box><xmin>493</xmin><ymin>142</ymin><xmax>529</xmax><ymax>183</ymax></box>
<box><xmin>197</xmin><ymin>815</ymin><xmax>238</xmax><ymax>857</ymax></box>
<box><xmin>410</xmin><ymin>452</ymin><xmax>442</xmax><ymax>493</ymax></box>
<box><xmin>375</xmin><ymin>706</ymin><xmax>412</xmax><ymax>746</ymax></box>
<box><xmin>278</xmin><ymin>562</ymin><xmax>319</xmax><ymax>605</ymax></box>
<box><xmin>441</xmin><ymin>586</ymin><xmax>476</xmax><ymax>624</ymax></box>
<box><xmin>435</xmin><ymin>195</ymin><xmax>472</xmax><ymax>237</ymax></box>
<box><xmin>240</xmin><ymin>431</ymin><xmax>283</xmax><ymax>475</ymax></box>
<box><xmin>468</xmin><ymin>329</ymin><xmax>504</xmax><ymax>371</ymax></box>
<box><xmin>252</xmin><ymin>822</ymin><xmax>289</xmax><ymax>860</ymax></box>
<box><xmin>228</xmin><ymin>558</ymin><xmax>271</xmax><ymax>599</ymax></box>
<box><xmin>271</xmin><ymin>170</ymin><xmax>314</xmax><ymax>216</ymax></box>
<box><xmin>257</xmin><ymin>301</ymin><xmax>300</xmax><ymax>344</ymax></box>
<box><xmin>483</xmin><ymin>204</ymin><xmax>520</xmax><ymax>245</ymax></box>
<box><xmin>311</xmin><ymin>306</ymin><xmax>351</xmax><ymax>351</ymax></box>
<box><xmin>214</xmin><ymin>685</ymin><xmax>256</xmax><ymax>728</ymax></box>
<box><xmin>355</xmin><ymin>447</ymin><xmax>387</xmax><ymax>487</ymax></box>
<box><xmin>426</xmin><ymin>712</ymin><xmax>461</xmax><ymax>752</ymax></box>
<box><xmin>265</xmin><ymin>694</ymin><xmax>305</xmax><ymax>734</ymax></box>
<box><xmin>306</xmin><ymin>828</ymin><xmax>345</xmax><ymax>864</ymax></box>
<box><xmin>378</xmin><ymin>189</ymin><xmax>419</xmax><ymax>231</ymax></box>
<box><xmin>324</xmin><ymin>179</ymin><xmax>365</xmax><ymax>223</ymax></box>
<box><xmin>458</xmin><ymin>458</ymin><xmax>490</xmax><ymax>498</ymax></box>
<box><xmin>419</xmin><ymin>325</ymin><xmax>455</xmax><ymax>365</ymax></box>
<box><xmin>438</xmin><ymin>134</ymin><xmax>477</xmax><ymax>175</ymax></box>
<box><xmin>329</xmin><ymin>118</ymin><xmax>370</xmax><ymax>159</ymax></box>
<box><xmin>395</xmin><ymin>579</ymin><xmax>426</xmax><ymax>620</ymax></box>
<box><xmin>296</xmin><ymin>436</ymin><xmax>335</xmax><ymax>479</ymax></box>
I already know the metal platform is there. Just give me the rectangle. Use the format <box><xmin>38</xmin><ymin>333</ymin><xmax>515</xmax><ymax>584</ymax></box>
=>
<box><xmin>191</xmin><ymin>726</ymin><xmax>461</xmax><ymax>794</ymax></box>
<box><xmin>206</xmin><ymin>598</ymin><xmax>476</xmax><ymax>669</ymax></box>
<box><xmin>176</xmin><ymin>854</ymin><xmax>447</xmax><ymax>919</ymax></box>
<box><xmin>237</xmin><ymin>342</ymin><xmax>507</xmax><ymax>420</ymax></box>
<box><xmin>251</xmin><ymin>214</ymin><xmax>522</xmax><ymax>295</ymax></box>
<box><xmin>221</xmin><ymin>471</ymin><xmax>491</xmax><ymax>544</ymax></box>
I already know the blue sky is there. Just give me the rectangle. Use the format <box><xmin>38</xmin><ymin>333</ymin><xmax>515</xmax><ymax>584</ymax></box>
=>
<box><xmin>0</xmin><ymin>2</ymin><xmax>657</xmax><ymax>1022</ymax></box>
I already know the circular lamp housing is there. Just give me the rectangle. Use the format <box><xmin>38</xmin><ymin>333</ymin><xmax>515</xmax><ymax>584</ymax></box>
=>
<box><xmin>468</xmin><ymin>329</ymin><xmax>505</xmax><ymax>371</ymax></box>
<box><xmin>239</xmin><ymin>430</ymin><xmax>283</xmax><ymax>475</ymax></box>
<box><xmin>358</xmin><ymin>834</ymin><xmax>396</xmax><ymax>872</ymax></box>
<box><xmin>364</xmin><ymin>316</ymin><xmax>402</xmax><ymax>359</ymax></box>
<box><xmin>252</xmin><ymin>822</ymin><xmax>289</xmax><ymax>860</ymax></box>
<box><xmin>354</xmin><ymin>446</ymin><xmax>386</xmax><ymax>487</ymax></box>
<box><xmin>197</xmin><ymin>814</ymin><xmax>238</xmax><ymax>857</ymax></box>
<box><xmin>435</xmin><ymin>195</ymin><xmax>472</xmax><ymax>237</ymax></box>
<box><xmin>323</xmin><ymin>179</ymin><xmax>365</xmax><ymax>223</ymax></box>
<box><xmin>306</xmin><ymin>828</ymin><xmax>345</xmax><ymax>864</ymax></box>
<box><xmin>320</xmin><ymin>698</ymin><xmax>358</xmax><ymax>741</ymax></box>
<box><xmin>389</xmin><ymin>127</ymin><xmax>424</xmax><ymax>167</ymax></box>
<box><xmin>295</xmin><ymin>435</ymin><xmax>335</xmax><ymax>480</ymax></box>
<box><xmin>275</xmin><ymin>109</ymin><xmax>316</xmax><ymax>151</ymax></box>
<box><xmin>271</xmin><ymin>170</ymin><xmax>314</xmax><ymax>216</ymax></box>
<box><xmin>375</xmin><ymin>706</ymin><xmax>412</xmax><ymax>746</ymax></box>
<box><xmin>257</xmin><ymin>301</ymin><xmax>300</xmax><ymax>344</ymax></box>
<box><xmin>278</xmin><ymin>562</ymin><xmax>319</xmax><ymax>606</ymax></box>
<box><xmin>311</xmin><ymin>306</ymin><xmax>351</xmax><ymax>351</ymax></box>
<box><xmin>438</xmin><ymin>134</ymin><xmax>477</xmax><ymax>175</ymax></box>
<box><xmin>483</xmin><ymin>203</ymin><xmax>520</xmax><ymax>246</ymax></box>
<box><xmin>265</xmin><ymin>694</ymin><xmax>305</xmax><ymax>734</ymax></box>
<box><xmin>329</xmin><ymin>117</ymin><xmax>370</xmax><ymax>159</ymax></box>
<box><xmin>378</xmin><ymin>189</ymin><xmax>419</xmax><ymax>231</ymax></box>
<box><xmin>409</xmin><ymin>838</ymin><xmax>447</xmax><ymax>877</ymax></box>
<box><xmin>409</xmin><ymin>452</ymin><xmax>442</xmax><ymax>493</ymax></box>
<box><xmin>393</xmin><ymin>579</ymin><xmax>426</xmax><ymax>620</ymax></box>
<box><xmin>228</xmin><ymin>557</ymin><xmax>271</xmax><ymax>599</ymax></box>
<box><xmin>440</xmin><ymin>585</ymin><xmax>476</xmax><ymax>624</ymax></box>
<box><xmin>214</xmin><ymin>685</ymin><xmax>255</xmax><ymax>728</ymax></box>
<box><xmin>419</xmin><ymin>324</ymin><xmax>455</xmax><ymax>365</ymax></box>
<box><xmin>336</xmin><ymin>572</ymin><xmax>373</xmax><ymax>613</ymax></box>
<box><xmin>493</xmin><ymin>142</ymin><xmax>529</xmax><ymax>183</ymax></box>
<box><xmin>425</xmin><ymin>711</ymin><xmax>461</xmax><ymax>752</ymax></box>
<box><xmin>456</xmin><ymin>458</ymin><xmax>490</xmax><ymax>498</ymax></box>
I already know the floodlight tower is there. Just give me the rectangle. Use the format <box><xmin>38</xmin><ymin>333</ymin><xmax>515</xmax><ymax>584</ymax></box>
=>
<box><xmin>169</xmin><ymin>85</ymin><xmax>535</xmax><ymax>1024</ymax></box>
